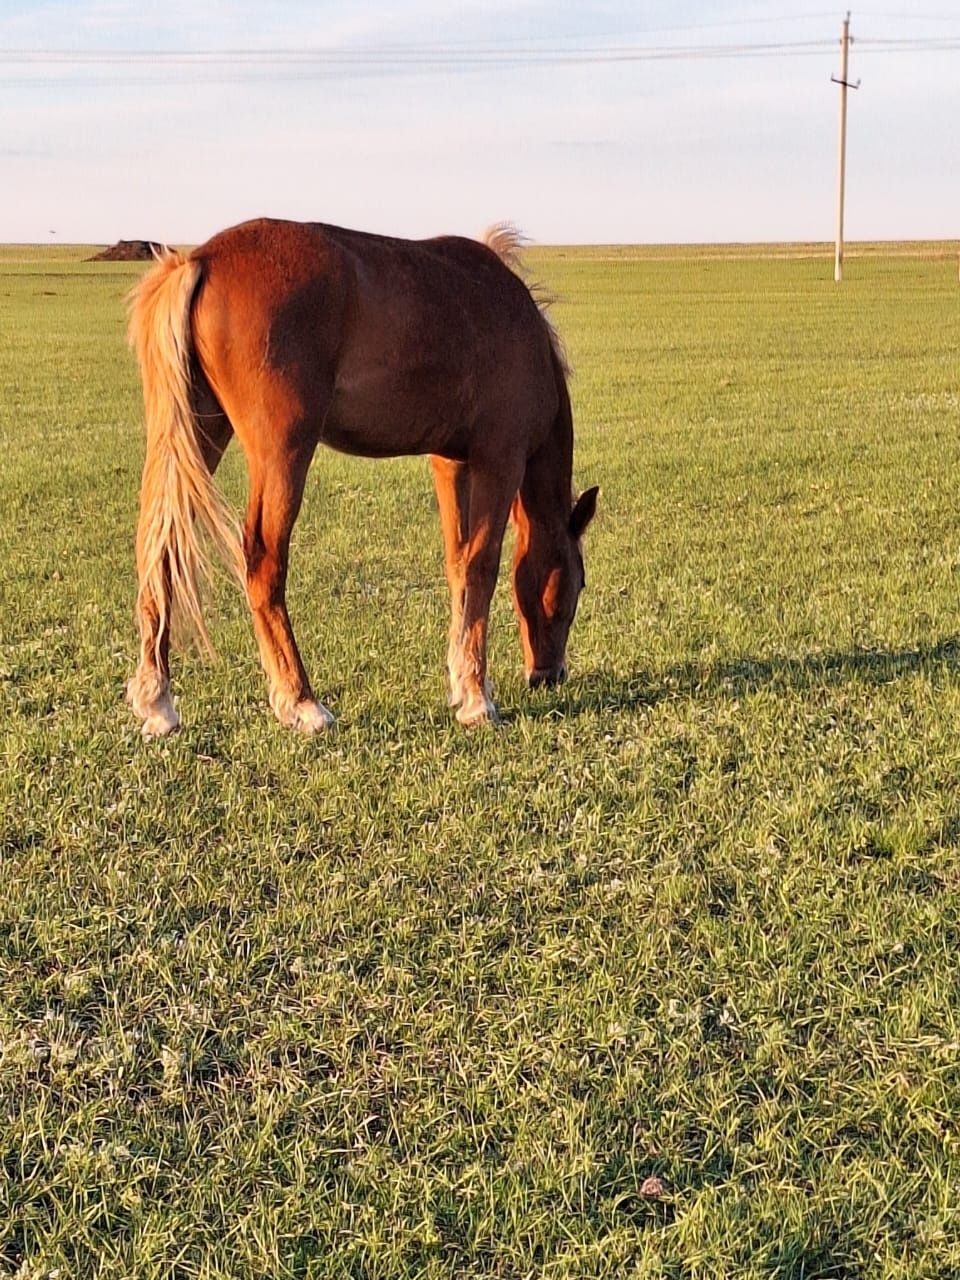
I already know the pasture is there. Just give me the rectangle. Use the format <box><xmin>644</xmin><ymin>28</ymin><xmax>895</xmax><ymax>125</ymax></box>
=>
<box><xmin>2</xmin><ymin>240</ymin><xmax>960</xmax><ymax>1278</ymax></box>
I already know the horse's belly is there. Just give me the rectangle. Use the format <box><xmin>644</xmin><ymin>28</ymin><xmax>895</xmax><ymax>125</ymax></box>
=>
<box><xmin>323</xmin><ymin>371</ymin><xmax>471</xmax><ymax>458</ymax></box>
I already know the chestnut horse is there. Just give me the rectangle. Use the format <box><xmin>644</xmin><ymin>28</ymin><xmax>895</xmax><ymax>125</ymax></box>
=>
<box><xmin>126</xmin><ymin>217</ymin><xmax>597</xmax><ymax>735</ymax></box>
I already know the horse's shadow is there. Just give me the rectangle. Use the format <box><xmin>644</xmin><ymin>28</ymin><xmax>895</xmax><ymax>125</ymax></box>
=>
<box><xmin>512</xmin><ymin>635</ymin><xmax>960</xmax><ymax>720</ymax></box>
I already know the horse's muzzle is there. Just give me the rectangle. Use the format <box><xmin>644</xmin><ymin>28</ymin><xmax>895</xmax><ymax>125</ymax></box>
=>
<box><xmin>527</xmin><ymin>666</ymin><xmax>567</xmax><ymax>690</ymax></box>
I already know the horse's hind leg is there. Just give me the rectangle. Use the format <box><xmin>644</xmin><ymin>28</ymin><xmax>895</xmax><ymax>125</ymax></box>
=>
<box><xmin>127</xmin><ymin>558</ymin><xmax>180</xmax><ymax>736</ymax></box>
<box><xmin>430</xmin><ymin>456</ymin><xmax>471</xmax><ymax>707</ymax></box>
<box><xmin>242</xmin><ymin>440</ymin><xmax>333</xmax><ymax>733</ymax></box>
<box><xmin>127</xmin><ymin>384</ymin><xmax>233</xmax><ymax>736</ymax></box>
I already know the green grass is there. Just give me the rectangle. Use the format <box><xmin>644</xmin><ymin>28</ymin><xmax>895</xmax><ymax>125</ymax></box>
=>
<box><xmin>2</xmin><ymin>241</ymin><xmax>960</xmax><ymax>1279</ymax></box>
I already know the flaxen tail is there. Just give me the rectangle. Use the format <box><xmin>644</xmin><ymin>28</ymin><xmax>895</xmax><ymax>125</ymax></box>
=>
<box><xmin>128</xmin><ymin>249</ymin><xmax>245</xmax><ymax>663</ymax></box>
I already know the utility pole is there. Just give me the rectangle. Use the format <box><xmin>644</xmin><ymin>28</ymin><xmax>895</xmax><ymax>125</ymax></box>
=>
<box><xmin>832</xmin><ymin>12</ymin><xmax>858</xmax><ymax>283</ymax></box>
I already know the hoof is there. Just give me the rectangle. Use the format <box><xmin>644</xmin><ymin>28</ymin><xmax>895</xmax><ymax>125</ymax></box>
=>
<box><xmin>527</xmin><ymin>665</ymin><xmax>567</xmax><ymax>690</ymax></box>
<box><xmin>281</xmin><ymin>698</ymin><xmax>335</xmax><ymax>733</ymax></box>
<box><xmin>448</xmin><ymin>665</ymin><xmax>494</xmax><ymax>711</ymax></box>
<box><xmin>449</xmin><ymin>676</ymin><xmax>492</xmax><ymax>712</ymax></box>
<box><xmin>141</xmin><ymin>706</ymin><xmax>181</xmax><ymax>738</ymax></box>
<box><xmin>128</xmin><ymin>678</ymin><xmax>180</xmax><ymax>737</ymax></box>
<box><xmin>456</xmin><ymin>693</ymin><xmax>500</xmax><ymax>728</ymax></box>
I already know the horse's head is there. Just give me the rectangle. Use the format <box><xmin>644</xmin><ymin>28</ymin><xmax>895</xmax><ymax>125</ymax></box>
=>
<box><xmin>512</xmin><ymin>486</ymin><xmax>599</xmax><ymax>688</ymax></box>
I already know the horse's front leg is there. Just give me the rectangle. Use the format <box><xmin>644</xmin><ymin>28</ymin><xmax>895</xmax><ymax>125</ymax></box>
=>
<box><xmin>453</xmin><ymin>460</ymin><xmax>522</xmax><ymax>726</ymax></box>
<box><xmin>429</xmin><ymin>455</ymin><xmax>471</xmax><ymax>707</ymax></box>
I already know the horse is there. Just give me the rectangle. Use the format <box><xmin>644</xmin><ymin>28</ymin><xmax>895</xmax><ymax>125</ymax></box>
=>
<box><xmin>125</xmin><ymin>217</ymin><xmax>598</xmax><ymax>735</ymax></box>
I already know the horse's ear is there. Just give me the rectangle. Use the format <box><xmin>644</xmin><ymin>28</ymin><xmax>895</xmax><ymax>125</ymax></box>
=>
<box><xmin>569</xmin><ymin>486</ymin><xmax>599</xmax><ymax>538</ymax></box>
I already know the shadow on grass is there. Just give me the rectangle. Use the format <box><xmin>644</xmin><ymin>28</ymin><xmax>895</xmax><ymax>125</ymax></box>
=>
<box><xmin>510</xmin><ymin>634</ymin><xmax>960</xmax><ymax>721</ymax></box>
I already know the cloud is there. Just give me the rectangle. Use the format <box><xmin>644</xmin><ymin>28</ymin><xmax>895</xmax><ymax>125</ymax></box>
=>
<box><xmin>0</xmin><ymin>0</ymin><xmax>556</xmax><ymax>50</ymax></box>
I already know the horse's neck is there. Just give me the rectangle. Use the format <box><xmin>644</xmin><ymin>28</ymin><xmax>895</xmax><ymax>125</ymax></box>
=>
<box><xmin>515</xmin><ymin>426</ymin><xmax>572</xmax><ymax>549</ymax></box>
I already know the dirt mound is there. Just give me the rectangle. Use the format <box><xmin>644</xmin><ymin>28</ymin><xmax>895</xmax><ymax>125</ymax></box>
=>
<box><xmin>88</xmin><ymin>240</ymin><xmax>165</xmax><ymax>262</ymax></box>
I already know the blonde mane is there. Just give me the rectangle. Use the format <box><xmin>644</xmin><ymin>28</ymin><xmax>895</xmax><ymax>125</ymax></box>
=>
<box><xmin>481</xmin><ymin>222</ymin><xmax>569</xmax><ymax>374</ymax></box>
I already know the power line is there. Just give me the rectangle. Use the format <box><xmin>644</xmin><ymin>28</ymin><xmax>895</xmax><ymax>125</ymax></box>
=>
<box><xmin>4</xmin><ymin>39</ymin><xmax>958</xmax><ymax>60</ymax></box>
<box><xmin>1</xmin><ymin>31</ymin><xmax>957</xmax><ymax>84</ymax></box>
<box><xmin>1</xmin><ymin>40</ymin><xmax>840</xmax><ymax>64</ymax></box>
<box><xmin>858</xmin><ymin>35</ymin><xmax>960</xmax><ymax>45</ymax></box>
<box><xmin>860</xmin><ymin>9</ymin><xmax>960</xmax><ymax>19</ymax></box>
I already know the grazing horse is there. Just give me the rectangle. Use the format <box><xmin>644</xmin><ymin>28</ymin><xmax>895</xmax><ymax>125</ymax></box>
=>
<box><xmin>126</xmin><ymin>217</ymin><xmax>598</xmax><ymax>735</ymax></box>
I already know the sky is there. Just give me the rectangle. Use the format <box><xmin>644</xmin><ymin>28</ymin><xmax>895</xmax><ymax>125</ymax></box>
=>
<box><xmin>1</xmin><ymin>0</ymin><xmax>958</xmax><ymax>245</ymax></box>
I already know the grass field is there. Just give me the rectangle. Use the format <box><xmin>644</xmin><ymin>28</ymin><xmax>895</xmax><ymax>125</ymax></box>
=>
<box><xmin>2</xmin><ymin>239</ymin><xmax>960</xmax><ymax>1278</ymax></box>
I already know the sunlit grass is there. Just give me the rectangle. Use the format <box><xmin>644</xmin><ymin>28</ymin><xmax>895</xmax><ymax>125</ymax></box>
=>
<box><xmin>2</xmin><ymin>243</ymin><xmax>960</xmax><ymax>1278</ymax></box>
